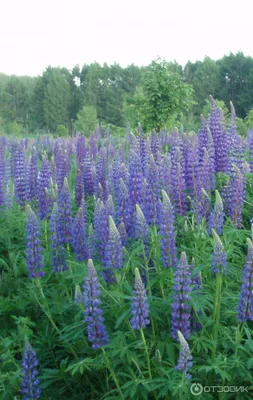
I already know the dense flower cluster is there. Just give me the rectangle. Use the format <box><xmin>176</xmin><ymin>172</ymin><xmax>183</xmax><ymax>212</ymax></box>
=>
<box><xmin>21</xmin><ymin>341</ymin><xmax>41</xmax><ymax>400</ymax></box>
<box><xmin>130</xmin><ymin>268</ymin><xmax>150</xmax><ymax>330</ymax></box>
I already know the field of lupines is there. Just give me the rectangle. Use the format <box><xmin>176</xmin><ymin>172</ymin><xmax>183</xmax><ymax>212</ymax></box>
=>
<box><xmin>1</xmin><ymin>96</ymin><xmax>253</xmax><ymax>400</ymax></box>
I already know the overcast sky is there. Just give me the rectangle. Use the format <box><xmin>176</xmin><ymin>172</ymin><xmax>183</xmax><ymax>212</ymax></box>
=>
<box><xmin>1</xmin><ymin>0</ymin><xmax>252</xmax><ymax>76</ymax></box>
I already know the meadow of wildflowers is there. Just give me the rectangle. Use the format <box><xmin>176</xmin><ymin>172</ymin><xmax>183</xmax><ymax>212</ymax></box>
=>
<box><xmin>1</xmin><ymin>97</ymin><xmax>253</xmax><ymax>399</ymax></box>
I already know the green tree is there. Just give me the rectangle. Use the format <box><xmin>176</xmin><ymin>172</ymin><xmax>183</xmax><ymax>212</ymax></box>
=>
<box><xmin>124</xmin><ymin>60</ymin><xmax>194</xmax><ymax>131</ymax></box>
<box><xmin>76</xmin><ymin>105</ymin><xmax>98</xmax><ymax>135</ymax></box>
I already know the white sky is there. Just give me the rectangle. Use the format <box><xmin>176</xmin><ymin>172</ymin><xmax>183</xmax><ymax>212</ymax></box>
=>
<box><xmin>0</xmin><ymin>0</ymin><xmax>253</xmax><ymax>76</ymax></box>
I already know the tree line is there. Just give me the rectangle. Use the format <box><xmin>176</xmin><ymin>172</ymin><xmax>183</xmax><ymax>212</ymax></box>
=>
<box><xmin>1</xmin><ymin>52</ymin><xmax>253</xmax><ymax>134</ymax></box>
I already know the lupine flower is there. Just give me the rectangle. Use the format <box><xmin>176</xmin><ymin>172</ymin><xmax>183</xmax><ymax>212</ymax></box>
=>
<box><xmin>21</xmin><ymin>341</ymin><xmax>41</xmax><ymax>400</ymax></box>
<box><xmin>159</xmin><ymin>154</ymin><xmax>171</xmax><ymax>197</ymax></box>
<box><xmin>117</xmin><ymin>178</ymin><xmax>131</xmax><ymax>233</ymax></box>
<box><xmin>83</xmin><ymin>154</ymin><xmax>96</xmax><ymax>196</ymax></box>
<box><xmin>158</xmin><ymin>190</ymin><xmax>177</xmax><ymax>268</ymax></box>
<box><xmin>83</xmin><ymin>259</ymin><xmax>109</xmax><ymax>348</ymax></box>
<box><xmin>209</xmin><ymin>96</ymin><xmax>228</xmax><ymax>173</ymax></box>
<box><xmin>194</xmin><ymin>187</ymin><xmax>211</xmax><ymax>225</ymax></box>
<box><xmin>130</xmin><ymin>268</ymin><xmax>150</xmax><ymax>330</ymax></box>
<box><xmin>0</xmin><ymin>153</ymin><xmax>5</xmax><ymax>206</ymax></box>
<box><xmin>37</xmin><ymin>154</ymin><xmax>51</xmax><ymax>219</ymax></box>
<box><xmin>171</xmin><ymin>252</ymin><xmax>192</xmax><ymax>340</ymax></box>
<box><xmin>128</xmin><ymin>151</ymin><xmax>144</xmax><ymax>222</ymax></box>
<box><xmin>104</xmin><ymin>216</ymin><xmax>123</xmax><ymax>284</ymax></box>
<box><xmin>72</xmin><ymin>206</ymin><xmax>88</xmax><ymax>261</ymax></box>
<box><xmin>170</xmin><ymin>147</ymin><xmax>187</xmax><ymax>215</ymax></box>
<box><xmin>27</xmin><ymin>151</ymin><xmax>38</xmax><ymax>202</ymax></box>
<box><xmin>26</xmin><ymin>205</ymin><xmax>44</xmax><ymax>278</ymax></box>
<box><xmin>198</xmin><ymin>114</ymin><xmax>209</xmax><ymax>162</ymax></box>
<box><xmin>57</xmin><ymin>177</ymin><xmax>73</xmax><ymax>245</ymax></box>
<box><xmin>208</xmin><ymin>190</ymin><xmax>225</xmax><ymax>235</ymax></box>
<box><xmin>175</xmin><ymin>331</ymin><xmax>192</xmax><ymax>380</ymax></box>
<box><xmin>211</xmin><ymin>229</ymin><xmax>227</xmax><ymax>274</ymax></box>
<box><xmin>118</xmin><ymin>221</ymin><xmax>127</xmax><ymax>246</ymax></box>
<box><xmin>14</xmin><ymin>145</ymin><xmax>27</xmax><ymax>205</ymax></box>
<box><xmin>75</xmin><ymin>168</ymin><xmax>83</xmax><ymax>207</ymax></box>
<box><xmin>50</xmin><ymin>203</ymin><xmax>68</xmax><ymax>272</ymax></box>
<box><xmin>238</xmin><ymin>238</ymin><xmax>253</xmax><ymax>322</ymax></box>
<box><xmin>135</xmin><ymin>204</ymin><xmax>149</xmax><ymax>241</ymax></box>
<box><xmin>88</xmin><ymin>224</ymin><xmax>95</xmax><ymax>259</ymax></box>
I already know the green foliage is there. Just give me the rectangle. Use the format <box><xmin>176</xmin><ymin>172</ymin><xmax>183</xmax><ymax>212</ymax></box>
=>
<box><xmin>76</xmin><ymin>105</ymin><xmax>98</xmax><ymax>135</ymax></box>
<box><xmin>124</xmin><ymin>60</ymin><xmax>195</xmax><ymax>132</ymax></box>
<box><xmin>55</xmin><ymin>124</ymin><xmax>68</xmax><ymax>137</ymax></box>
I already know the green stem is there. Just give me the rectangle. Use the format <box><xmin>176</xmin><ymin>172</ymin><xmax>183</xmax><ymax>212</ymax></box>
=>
<box><xmin>33</xmin><ymin>279</ymin><xmax>79</xmax><ymax>361</ymax></box>
<box><xmin>102</xmin><ymin>348</ymin><xmax>124</xmax><ymax>399</ymax></box>
<box><xmin>142</xmin><ymin>241</ymin><xmax>156</xmax><ymax>341</ymax></box>
<box><xmin>212</xmin><ymin>272</ymin><xmax>223</xmax><ymax>358</ymax></box>
<box><xmin>140</xmin><ymin>328</ymin><xmax>152</xmax><ymax>380</ymax></box>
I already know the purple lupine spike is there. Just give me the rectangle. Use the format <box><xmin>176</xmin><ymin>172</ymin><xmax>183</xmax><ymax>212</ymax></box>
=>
<box><xmin>14</xmin><ymin>145</ymin><xmax>27</xmax><ymax>205</ymax></box>
<box><xmin>26</xmin><ymin>205</ymin><xmax>44</xmax><ymax>278</ymax></box>
<box><xmin>128</xmin><ymin>150</ymin><xmax>144</xmax><ymax>217</ymax></box>
<box><xmin>208</xmin><ymin>190</ymin><xmax>225</xmax><ymax>235</ymax></box>
<box><xmin>75</xmin><ymin>168</ymin><xmax>83</xmax><ymax>207</ymax></box>
<box><xmin>135</xmin><ymin>204</ymin><xmax>149</xmax><ymax>241</ymax></box>
<box><xmin>80</xmin><ymin>197</ymin><xmax>89</xmax><ymax>225</ymax></box>
<box><xmin>83</xmin><ymin>154</ymin><xmax>96</xmax><ymax>196</ymax></box>
<box><xmin>130</xmin><ymin>268</ymin><xmax>150</xmax><ymax>330</ymax></box>
<box><xmin>199</xmin><ymin>147</ymin><xmax>213</xmax><ymax>193</ymax></box>
<box><xmin>21</xmin><ymin>341</ymin><xmax>41</xmax><ymax>399</ymax></box>
<box><xmin>72</xmin><ymin>206</ymin><xmax>88</xmax><ymax>261</ymax></box>
<box><xmin>184</xmin><ymin>134</ymin><xmax>200</xmax><ymax>195</ymax></box>
<box><xmin>56</xmin><ymin>152</ymin><xmax>68</xmax><ymax>191</ymax></box>
<box><xmin>211</xmin><ymin>229</ymin><xmax>227</xmax><ymax>274</ymax></box>
<box><xmin>118</xmin><ymin>221</ymin><xmax>127</xmax><ymax>246</ymax></box>
<box><xmin>117</xmin><ymin>178</ymin><xmax>131</xmax><ymax>234</ymax></box>
<box><xmin>194</xmin><ymin>187</ymin><xmax>211</xmax><ymax>225</ymax></box>
<box><xmin>159</xmin><ymin>154</ymin><xmax>171</xmax><ymax>197</ymax></box>
<box><xmin>150</xmin><ymin>130</ymin><xmax>160</xmax><ymax>163</ymax></box>
<box><xmin>209</xmin><ymin>96</ymin><xmax>228</xmax><ymax>173</ymax></box>
<box><xmin>50</xmin><ymin>202</ymin><xmax>68</xmax><ymax>272</ymax></box>
<box><xmin>83</xmin><ymin>259</ymin><xmax>109</xmax><ymax>348</ymax></box>
<box><xmin>171</xmin><ymin>252</ymin><xmax>192</xmax><ymax>340</ymax></box>
<box><xmin>4</xmin><ymin>182</ymin><xmax>14</xmax><ymax>210</ymax></box>
<box><xmin>158</xmin><ymin>190</ymin><xmax>177</xmax><ymax>268</ymax></box>
<box><xmin>27</xmin><ymin>151</ymin><xmax>38</xmax><ymax>201</ymax></box>
<box><xmin>170</xmin><ymin>147</ymin><xmax>187</xmax><ymax>215</ymax></box>
<box><xmin>88</xmin><ymin>224</ymin><xmax>95</xmax><ymax>259</ymax></box>
<box><xmin>238</xmin><ymin>238</ymin><xmax>253</xmax><ymax>322</ymax></box>
<box><xmin>143</xmin><ymin>154</ymin><xmax>159</xmax><ymax>225</ymax></box>
<box><xmin>37</xmin><ymin>154</ymin><xmax>51</xmax><ymax>219</ymax></box>
<box><xmin>105</xmin><ymin>194</ymin><xmax>115</xmax><ymax>218</ymax></box>
<box><xmin>198</xmin><ymin>115</ymin><xmax>209</xmax><ymax>162</ymax></box>
<box><xmin>175</xmin><ymin>331</ymin><xmax>192</xmax><ymax>380</ymax></box>
<box><xmin>226</xmin><ymin>165</ymin><xmax>246</xmax><ymax>228</ymax></box>
<box><xmin>248</xmin><ymin>130</ymin><xmax>253</xmax><ymax>174</ymax></box>
<box><xmin>0</xmin><ymin>152</ymin><xmax>5</xmax><ymax>206</ymax></box>
<box><xmin>137</xmin><ymin>123</ymin><xmax>149</xmax><ymax>175</ymax></box>
<box><xmin>104</xmin><ymin>216</ymin><xmax>123</xmax><ymax>284</ymax></box>
<box><xmin>57</xmin><ymin>177</ymin><xmax>73</xmax><ymax>245</ymax></box>
<box><xmin>94</xmin><ymin>200</ymin><xmax>110</xmax><ymax>264</ymax></box>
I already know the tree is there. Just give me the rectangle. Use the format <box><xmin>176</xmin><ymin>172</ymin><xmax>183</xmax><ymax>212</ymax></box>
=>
<box><xmin>76</xmin><ymin>105</ymin><xmax>98</xmax><ymax>135</ymax></box>
<box><xmin>124</xmin><ymin>60</ymin><xmax>194</xmax><ymax>131</ymax></box>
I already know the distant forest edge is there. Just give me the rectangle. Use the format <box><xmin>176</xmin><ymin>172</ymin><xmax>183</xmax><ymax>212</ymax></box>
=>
<box><xmin>1</xmin><ymin>52</ymin><xmax>253</xmax><ymax>135</ymax></box>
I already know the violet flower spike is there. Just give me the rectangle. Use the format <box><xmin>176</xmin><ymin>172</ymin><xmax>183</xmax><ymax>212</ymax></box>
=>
<box><xmin>130</xmin><ymin>268</ymin><xmax>150</xmax><ymax>330</ymax></box>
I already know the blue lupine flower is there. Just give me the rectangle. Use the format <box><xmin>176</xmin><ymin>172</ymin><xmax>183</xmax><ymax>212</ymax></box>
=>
<box><xmin>83</xmin><ymin>259</ymin><xmax>109</xmax><ymax>348</ymax></box>
<box><xmin>175</xmin><ymin>331</ymin><xmax>192</xmax><ymax>380</ymax></box>
<box><xmin>26</xmin><ymin>205</ymin><xmax>44</xmax><ymax>278</ymax></box>
<box><xmin>238</xmin><ymin>238</ymin><xmax>253</xmax><ymax>322</ymax></box>
<box><xmin>21</xmin><ymin>341</ymin><xmax>41</xmax><ymax>400</ymax></box>
<box><xmin>130</xmin><ymin>268</ymin><xmax>150</xmax><ymax>330</ymax></box>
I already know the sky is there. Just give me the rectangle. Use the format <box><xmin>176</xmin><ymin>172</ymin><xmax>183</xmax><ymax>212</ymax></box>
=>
<box><xmin>0</xmin><ymin>0</ymin><xmax>253</xmax><ymax>76</ymax></box>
